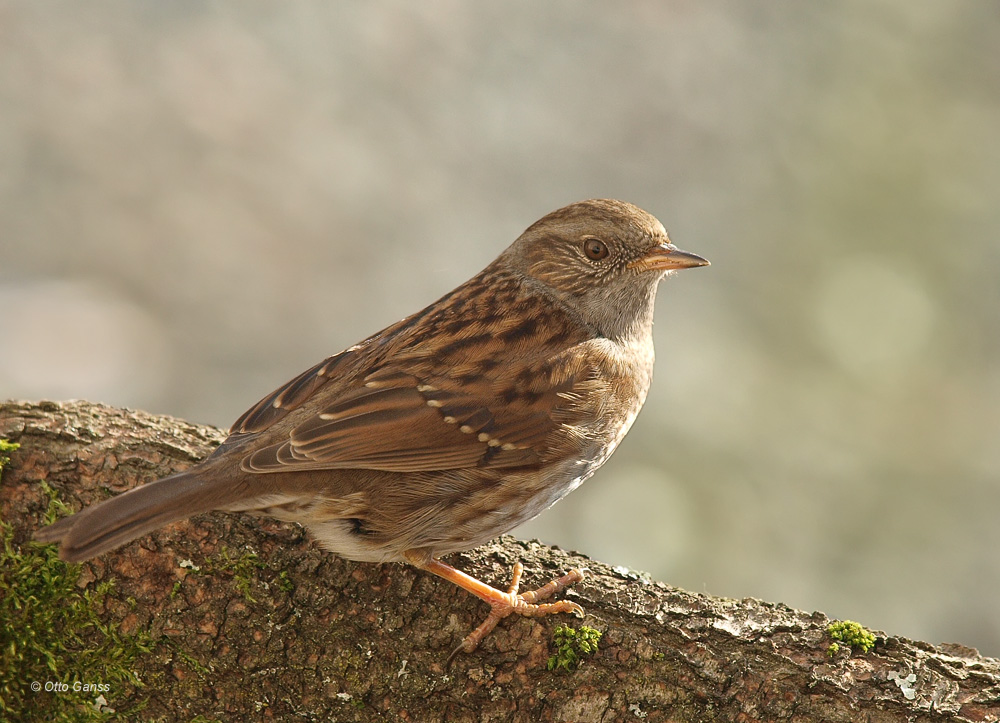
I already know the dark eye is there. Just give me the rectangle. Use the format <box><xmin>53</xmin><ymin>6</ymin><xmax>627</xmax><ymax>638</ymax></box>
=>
<box><xmin>583</xmin><ymin>237</ymin><xmax>609</xmax><ymax>261</ymax></box>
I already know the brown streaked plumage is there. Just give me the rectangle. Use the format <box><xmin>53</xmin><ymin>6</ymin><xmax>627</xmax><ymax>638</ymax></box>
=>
<box><xmin>34</xmin><ymin>199</ymin><xmax>709</xmax><ymax>659</ymax></box>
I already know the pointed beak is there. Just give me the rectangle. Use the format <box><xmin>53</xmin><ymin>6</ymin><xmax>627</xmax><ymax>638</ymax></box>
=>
<box><xmin>628</xmin><ymin>243</ymin><xmax>710</xmax><ymax>273</ymax></box>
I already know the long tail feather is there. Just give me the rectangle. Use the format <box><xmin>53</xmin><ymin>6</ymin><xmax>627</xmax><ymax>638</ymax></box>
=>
<box><xmin>34</xmin><ymin>470</ymin><xmax>235</xmax><ymax>562</ymax></box>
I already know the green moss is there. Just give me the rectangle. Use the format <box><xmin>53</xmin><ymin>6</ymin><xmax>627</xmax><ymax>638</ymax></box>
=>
<box><xmin>0</xmin><ymin>438</ymin><xmax>19</xmax><ymax>468</ymax></box>
<box><xmin>166</xmin><ymin>642</ymin><xmax>213</xmax><ymax>678</ymax></box>
<box><xmin>183</xmin><ymin>546</ymin><xmax>287</xmax><ymax>604</ymax></box>
<box><xmin>209</xmin><ymin>547</ymin><xmax>264</xmax><ymax>603</ymax></box>
<box><xmin>827</xmin><ymin>620</ymin><xmax>876</xmax><ymax>655</ymax></box>
<box><xmin>0</xmin><ymin>445</ymin><xmax>153</xmax><ymax>722</ymax></box>
<box><xmin>547</xmin><ymin>624</ymin><xmax>602</xmax><ymax>672</ymax></box>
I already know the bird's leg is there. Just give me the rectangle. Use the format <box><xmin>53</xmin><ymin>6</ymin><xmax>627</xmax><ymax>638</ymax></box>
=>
<box><xmin>404</xmin><ymin>551</ymin><xmax>585</xmax><ymax>662</ymax></box>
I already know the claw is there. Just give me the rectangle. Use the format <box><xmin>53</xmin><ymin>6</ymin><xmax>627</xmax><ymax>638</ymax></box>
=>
<box><xmin>405</xmin><ymin>552</ymin><xmax>587</xmax><ymax>663</ymax></box>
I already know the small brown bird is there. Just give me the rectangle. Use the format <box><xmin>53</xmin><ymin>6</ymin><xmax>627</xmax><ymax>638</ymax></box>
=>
<box><xmin>35</xmin><ymin>199</ymin><xmax>708</xmax><ymax>657</ymax></box>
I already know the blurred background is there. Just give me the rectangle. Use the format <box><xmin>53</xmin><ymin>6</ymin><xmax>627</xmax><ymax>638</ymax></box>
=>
<box><xmin>2</xmin><ymin>2</ymin><xmax>999</xmax><ymax>655</ymax></box>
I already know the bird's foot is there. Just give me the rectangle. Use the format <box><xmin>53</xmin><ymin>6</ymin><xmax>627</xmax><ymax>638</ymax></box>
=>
<box><xmin>447</xmin><ymin>562</ymin><xmax>585</xmax><ymax>664</ymax></box>
<box><xmin>402</xmin><ymin>551</ymin><xmax>585</xmax><ymax>664</ymax></box>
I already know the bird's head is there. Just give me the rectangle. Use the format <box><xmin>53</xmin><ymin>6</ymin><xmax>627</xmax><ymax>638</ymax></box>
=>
<box><xmin>503</xmin><ymin>199</ymin><xmax>709</xmax><ymax>340</ymax></box>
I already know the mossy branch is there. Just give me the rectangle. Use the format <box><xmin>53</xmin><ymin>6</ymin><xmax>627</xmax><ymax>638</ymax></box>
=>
<box><xmin>2</xmin><ymin>400</ymin><xmax>998</xmax><ymax>722</ymax></box>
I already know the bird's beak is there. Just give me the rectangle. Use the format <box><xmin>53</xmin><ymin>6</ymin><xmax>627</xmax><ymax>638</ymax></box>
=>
<box><xmin>628</xmin><ymin>243</ymin><xmax>710</xmax><ymax>273</ymax></box>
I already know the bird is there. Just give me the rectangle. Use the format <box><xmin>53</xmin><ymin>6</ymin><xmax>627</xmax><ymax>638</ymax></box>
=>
<box><xmin>35</xmin><ymin>199</ymin><xmax>709</xmax><ymax>658</ymax></box>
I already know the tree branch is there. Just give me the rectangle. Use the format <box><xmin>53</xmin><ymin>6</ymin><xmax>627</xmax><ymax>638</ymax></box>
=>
<box><xmin>2</xmin><ymin>400</ymin><xmax>998</xmax><ymax>722</ymax></box>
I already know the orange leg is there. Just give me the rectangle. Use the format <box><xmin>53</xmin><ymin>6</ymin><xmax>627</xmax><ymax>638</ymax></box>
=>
<box><xmin>404</xmin><ymin>551</ymin><xmax>585</xmax><ymax>662</ymax></box>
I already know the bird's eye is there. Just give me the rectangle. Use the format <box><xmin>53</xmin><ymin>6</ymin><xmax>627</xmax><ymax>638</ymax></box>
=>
<box><xmin>582</xmin><ymin>237</ymin><xmax>609</xmax><ymax>261</ymax></box>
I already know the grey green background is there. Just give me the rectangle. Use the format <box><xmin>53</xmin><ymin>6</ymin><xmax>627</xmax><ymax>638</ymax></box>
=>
<box><xmin>3</xmin><ymin>3</ymin><xmax>999</xmax><ymax>654</ymax></box>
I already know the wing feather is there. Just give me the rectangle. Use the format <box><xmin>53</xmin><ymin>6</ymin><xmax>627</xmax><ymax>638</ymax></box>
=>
<box><xmin>229</xmin><ymin>288</ymin><xmax>608</xmax><ymax>476</ymax></box>
<box><xmin>238</xmin><ymin>352</ymin><xmax>595</xmax><ymax>474</ymax></box>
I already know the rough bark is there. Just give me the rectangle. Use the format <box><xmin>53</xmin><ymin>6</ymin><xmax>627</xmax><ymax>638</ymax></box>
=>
<box><xmin>1</xmin><ymin>399</ymin><xmax>998</xmax><ymax>723</ymax></box>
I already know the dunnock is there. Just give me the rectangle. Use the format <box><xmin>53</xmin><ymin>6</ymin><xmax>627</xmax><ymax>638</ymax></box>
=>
<box><xmin>35</xmin><ymin>199</ymin><xmax>708</xmax><ymax>657</ymax></box>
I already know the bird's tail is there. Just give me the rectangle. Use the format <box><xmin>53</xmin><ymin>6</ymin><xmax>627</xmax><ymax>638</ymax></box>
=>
<box><xmin>34</xmin><ymin>470</ymin><xmax>235</xmax><ymax>563</ymax></box>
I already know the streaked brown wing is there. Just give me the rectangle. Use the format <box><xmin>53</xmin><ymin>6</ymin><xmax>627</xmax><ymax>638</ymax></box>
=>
<box><xmin>240</xmin><ymin>356</ymin><xmax>584</xmax><ymax>474</ymax></box>
<box><xmin>229</xmin><ymin>350</ymin><xmax>356</xmax><ymax>435</ymax></box>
